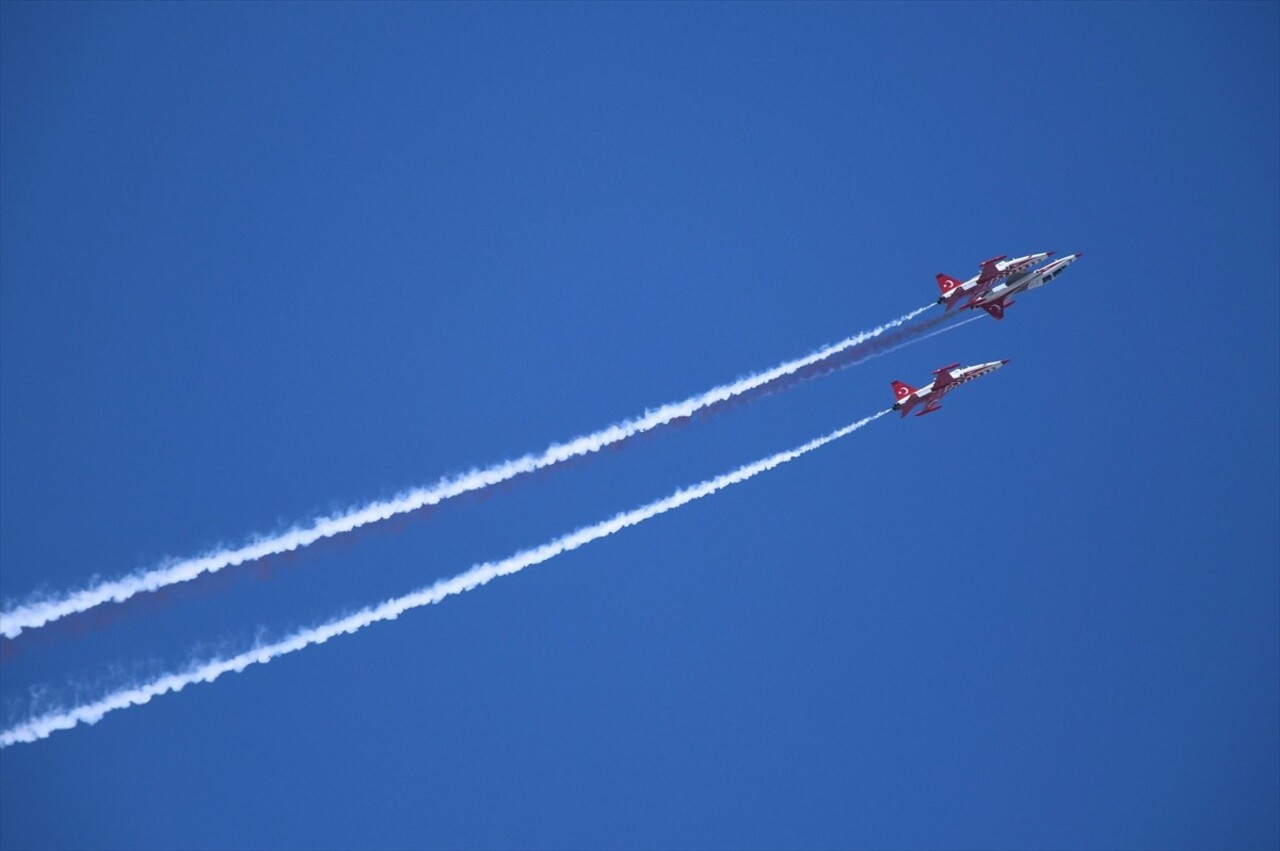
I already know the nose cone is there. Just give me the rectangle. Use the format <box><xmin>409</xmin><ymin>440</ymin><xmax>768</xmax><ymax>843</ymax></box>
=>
<box><xmin>1041</xmin><ymin>252</ymin><xmax>1082</xmax><ymax>275</ymax></box>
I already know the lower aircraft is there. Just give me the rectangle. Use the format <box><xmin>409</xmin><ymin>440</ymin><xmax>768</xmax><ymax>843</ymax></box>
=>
<box><xmin>891</xmin><ymin>360</ymin><xmax>1008</xmax><ymax>417</ymax></box>
<box><xmin>937</xmin><ymin>251</ymin><xmax>1083</xmax><ymax>319</ymax></box>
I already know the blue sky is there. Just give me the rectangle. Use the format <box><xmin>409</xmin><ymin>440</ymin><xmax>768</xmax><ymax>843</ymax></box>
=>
<box><xmin>1</xmin><ymin>2</ymin><xmax>1277</xmax><ymax>848</ymax></box>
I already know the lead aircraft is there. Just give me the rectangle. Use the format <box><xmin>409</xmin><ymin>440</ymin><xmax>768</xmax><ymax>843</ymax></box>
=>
<box><xmin>891</xmin><ymin>360</ymin><xmax>1009</xmax><ymax>418</ymax></box>
<box><xmin>937</xmin><ymin>251</ymin><xmax>1083</xmax><ymax>319</ymax></box>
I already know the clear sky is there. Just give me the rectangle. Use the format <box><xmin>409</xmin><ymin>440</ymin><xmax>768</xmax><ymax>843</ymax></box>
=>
<box><xmin>1</xmin><ymin>2</ymin><xmax>1277</xmax><ymax>849</ymax></box>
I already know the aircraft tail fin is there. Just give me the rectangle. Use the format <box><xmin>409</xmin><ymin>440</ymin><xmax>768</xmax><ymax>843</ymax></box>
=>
<box><xmin>891</xmin><ymin>380</ymin><xmax>917</xmax><ymax>417</ymax></box>
<box><xmin>981</xmin><ymin>298</ymin><xmax>1014</xmax><ymax>320</ymax></box>
<box><xmin>936</xmin><ymin>274</ymin><xmax>965</xmax><ymax>300</ymax></box>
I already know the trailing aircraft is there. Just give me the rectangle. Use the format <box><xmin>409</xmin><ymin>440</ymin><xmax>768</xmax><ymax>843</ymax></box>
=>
<box><xmin>891</xmin><ymin>360</ymin><xmax>1008</xmax><ymax>417</ymax></box>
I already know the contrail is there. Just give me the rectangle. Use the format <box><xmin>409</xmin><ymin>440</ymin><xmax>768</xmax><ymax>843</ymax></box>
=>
<box><xmin>1</xmin><ymin>305</ymin><xmax>933</xmax><ymax>639</ymax></box>
<box><xmin>0</xmin><ymin>409</ymin><xmax>890</xmax><ymax>746</ymax></box>
<box><xmin>871</xmin><ymin>313</ymin><xmax>984</xmax><ymax>359</ymax></box>
<box><xmin>698</xmin><ymin>309</ymin><xmax>974</xmax><ymax>415</ymax></box>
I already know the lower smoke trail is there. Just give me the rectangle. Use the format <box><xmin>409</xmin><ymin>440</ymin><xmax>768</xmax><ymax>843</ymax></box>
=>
<box><xmin>2</xmin><ymin>305</ymin><xmax>934</xmax><ymax>639</ymax></box>
<box><xmin>0</xmin><ymin>409</ymin><xmax>890</xmax><ymax>747</ymax></box>
<box><xmin>870</xmin><ymin>313</ymin><xmax>983</xmax><ymax>359</ymax></box>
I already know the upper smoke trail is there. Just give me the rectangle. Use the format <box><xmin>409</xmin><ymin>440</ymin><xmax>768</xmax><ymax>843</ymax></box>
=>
<box><xmin>1</xmin><ymin>305</ymin><xmax>934</xmax><ymax>639</ymax></box>
<box><xmin>0</xmin><ymin>409</ymin><xmax>890</xmax><ymax>746</ymax></box>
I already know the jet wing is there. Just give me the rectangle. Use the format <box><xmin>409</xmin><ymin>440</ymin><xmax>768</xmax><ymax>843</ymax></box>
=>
<box><xmin>976</xmin><ymin>255</ymin><xmax>1008</xmax><ymax>286</ymax></box>
<box><xmin>931</xmin><ymin>363</ymin><xmax>961</xmax><ymax>391</ymax></box>
<box><xmin>965</xmin><ymin>255</ymin><xmax>1011</xmax><ymax>303</ymax></box>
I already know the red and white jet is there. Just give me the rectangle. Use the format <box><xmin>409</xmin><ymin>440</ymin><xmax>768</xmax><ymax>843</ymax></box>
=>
<box><xmin>891</xmin><ymin>360</ymin><xmax>1008</xmax><ymax>418</ymax></box>
<box><xmin>937</xmin><ymin>251</ymin><xmax>1082</xmax><ymax>319</ymax></box>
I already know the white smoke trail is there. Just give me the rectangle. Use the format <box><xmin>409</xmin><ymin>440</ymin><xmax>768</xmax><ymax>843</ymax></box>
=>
<box><xmin>871</xmin><ymin>313</ymin><xmax>983</xmax><ymax>359</ymax></box>
<box><xmin>0</xmin><ymin>409</ymin><xmax>889</xmax><ymax>747</ymax></box>
<box><xmin>1</xmin><ymin>306</ymin><xmax>933</xmax><ymax>638</ymax></box>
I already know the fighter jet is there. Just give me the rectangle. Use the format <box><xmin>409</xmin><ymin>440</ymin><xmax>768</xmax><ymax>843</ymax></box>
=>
<box><xmin>937</xmin><ymin>252</ymin><xmax>1083</xmax><ymax>320</ymax></box>
<box><xmin>891</xmin><ymin>360</ymin><xmax>1008</xmax><ymax>418</ymax></box>
<box><xmin>936</xmin><ymin>252</ymin><xmax>1054</xmax><ymax>311</ymax></box>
